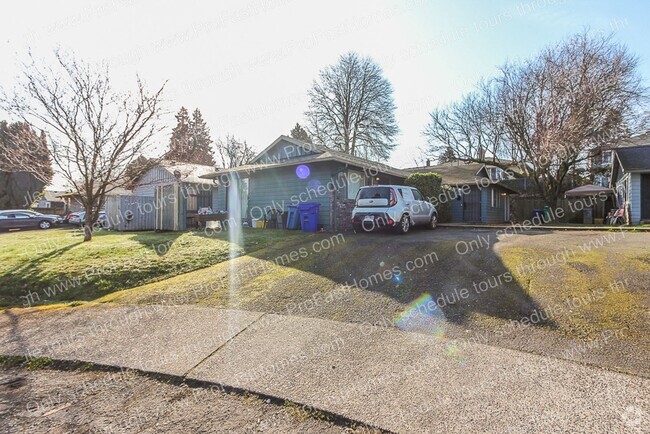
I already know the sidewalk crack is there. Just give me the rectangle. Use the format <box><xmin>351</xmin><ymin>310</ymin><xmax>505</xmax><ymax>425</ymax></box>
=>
<box><xmin>182</xmin><ymin>312</ymin><xmax>266</xmax><ymax>378</ymax></box>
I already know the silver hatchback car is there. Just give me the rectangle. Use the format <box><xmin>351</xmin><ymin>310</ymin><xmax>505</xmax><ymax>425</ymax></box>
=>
<box><xmin>351</xmin><ymin>185</ymin><xmax>438</xmax><ymax>234</ymax></box>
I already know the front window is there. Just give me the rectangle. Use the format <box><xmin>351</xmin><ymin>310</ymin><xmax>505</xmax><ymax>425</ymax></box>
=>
<box><xmin>347</xmin><ymin>170</ymin><xmax>366</xmax><ymax>199</ymax></box>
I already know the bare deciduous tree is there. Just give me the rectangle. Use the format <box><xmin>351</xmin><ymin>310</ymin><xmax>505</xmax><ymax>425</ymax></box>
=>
<box><xmin>306</xmin><ymin>52</ymin><xmax>399</xmax><ymax>161</ymax></box>
<box><xmin>1</xmin><ymin>50</ymin><xmax>166</xmax><ymax>241</ymax></box>
<box><xmin>215</xmin><ymin>134</ymin><xmax>255</xmax><ymax>168</ymax></box>
<box><xmin>424</xmin><ymin>32</ymin><xmax>648</xmax><ymax>203</ymax></box>
<box><xmin>424</xmin><ymin>80</ymin><xmax>512</xmax><ymax>168</ymax></box>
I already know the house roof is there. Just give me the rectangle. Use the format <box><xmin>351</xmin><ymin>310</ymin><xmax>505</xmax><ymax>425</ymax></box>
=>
<box><xmin>406</xmin><ymin>162</ymin><xmax>519</xmax><ymax>193</ymax></box>
<box><xmin>39</xmin><ymin>190</ymin><xmax>66</xmax><ymax>202</ymax></box>
<box><xmin>158</xmin><ymin>160</ymin><xmax>217</xmax><ymax>184</ymax></box>
<box><xmin>202</xmin><ymin>135</ymin><xmax>410</xmax><ymax>180</ymax></box>
<box><xmin>57</xmin><ymin>185</ymin><xmax>133</xmax><ymax>198</ymax></box>
<box><xmin>406</xmin><ymin>162</ymin><xmax>487</xmax><ymax>185</ymax></box>
<box><xmin>613</xmin><ymin>144</ymin><xmax>650</xmax><ymax>172</ymax></box>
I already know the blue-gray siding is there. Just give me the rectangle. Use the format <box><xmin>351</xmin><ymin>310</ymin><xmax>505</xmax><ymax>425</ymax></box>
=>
<box><xmin>247</xmin><ymin>165</ymin><xmax>335</xmax><ymax>227</ymax></box>
<box><xmin>481</xmin><ymin>186</ymin><xmax>509</xmax><ymax>224</ymax></box>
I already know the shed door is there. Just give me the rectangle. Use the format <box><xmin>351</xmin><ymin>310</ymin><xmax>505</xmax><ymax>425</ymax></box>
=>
<box><xmin>463</xmin><ymin>188</ymin><xmax>481</xmax><ymax>223</ymax></box>
<box><xmin>642</xmin><ymin>174</ymin><xmax>650</xmax><ymax>220</ymax></box>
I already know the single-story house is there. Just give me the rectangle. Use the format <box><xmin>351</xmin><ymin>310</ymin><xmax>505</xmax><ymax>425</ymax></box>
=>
<box><xmin>610</xmin><ymin>142</ymin><xmax>650</xmax><ymax>225</ymax></box>
<box><xmin>405</xmin><ymin>161</ymin><xmax>518</xmax><ymax>224</ymax></box>
<box><xmin>31</xmin><ymin>189</ymin><xmax>66</xmax><ymax>214</ymax></box>
<box><xmin>201</xmin><ymin>135</ymin><xmax>410</xmax><ymax>231</ymax></box>
<box><xmin>57</xmin><ymin>185</ymin><xmax>133</xmax><ymax>214</ymax></box>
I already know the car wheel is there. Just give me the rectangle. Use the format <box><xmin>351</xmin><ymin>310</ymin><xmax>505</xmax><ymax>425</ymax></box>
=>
<box><xmin>396</xmin><ymin>215</ymin><xmax>410</xmax><ymax>234</ymax></box>
<box><xmin>429</xmin><ymin>213</ymin><xmax>438</xmax><ymax>230</ymax></box>
<box><xmin>39</xmin><ymin>220</ymin><xmax>52</xmax><ymax>230</ymax></box>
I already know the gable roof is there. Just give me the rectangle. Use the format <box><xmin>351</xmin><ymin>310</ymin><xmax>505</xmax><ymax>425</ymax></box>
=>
<box><xmin>203</xmin><ymin>135</ymin><xmax>410</xmax><ymax>179</ymax></box>
<box><xmin>250</xmin><ymin>135</ymin><xmax>321</xmax><ymax>164</ymax></box>
<box><xmin>612</xmin><ymin>144</ymin><xmax>650</xmax><ymax>172</ymax></box>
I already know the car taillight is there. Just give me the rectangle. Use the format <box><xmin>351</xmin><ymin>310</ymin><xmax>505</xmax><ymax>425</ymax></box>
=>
<box><xmin>351</xmin><ymin>217</ymin><xmax>355</xmax><ymax>224</ymax></box>
<box><xmin>389</xmin><ymin>188</ymin><xmax>397</xmax><ymax>207</ymax></box>
<box><xmin>388</xmin><ymin>219</ymin><xmax>394</xmax><ymax>225</ymax></box>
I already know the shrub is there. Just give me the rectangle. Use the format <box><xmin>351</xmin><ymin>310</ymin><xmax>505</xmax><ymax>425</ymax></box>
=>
<box><xmin>405</xmin><ymin>172</ymin><xmax>451</xmax><ymax>222</ymax></box>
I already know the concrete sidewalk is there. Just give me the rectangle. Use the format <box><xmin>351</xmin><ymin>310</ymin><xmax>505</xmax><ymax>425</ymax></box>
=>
<box><xmin>1</xmin><ymin>305</ymin><xmax>648</xmax><ymax>433</ymax></box>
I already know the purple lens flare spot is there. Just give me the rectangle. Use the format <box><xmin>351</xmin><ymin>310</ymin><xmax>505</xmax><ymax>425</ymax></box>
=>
<box><xmin>296</xmin><ymin>164</ymin><xmax>311</xmax><ymax>179</ymax></box>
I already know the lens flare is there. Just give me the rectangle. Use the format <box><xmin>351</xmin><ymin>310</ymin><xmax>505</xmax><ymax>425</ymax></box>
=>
<box><xmin>395</xmin><ymin>293</ymin><xmax>469</xmax><ymax>367</ymax></box>
<box><xmin>307</xmin><ymin>178</ymin><xmax>321</xmax><ymax>191</ymax></box>
<box><xmin>296</xmin><ymin>164</ymin><xmax>310</xmax><ymax>179</ymax></box>
<box><xmin>394</xmin><ymin>293</ymin><xmax>442</xmax><ymax>331</ymax></box>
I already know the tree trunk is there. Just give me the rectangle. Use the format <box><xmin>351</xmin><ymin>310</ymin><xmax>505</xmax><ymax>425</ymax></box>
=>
<box><xmin>83</xmin><ymin>204</ymin><xmax>93</xmax><ymax>242</ymax></box>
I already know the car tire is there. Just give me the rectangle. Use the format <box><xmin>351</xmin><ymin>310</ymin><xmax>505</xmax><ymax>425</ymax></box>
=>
<box><xmin>396</xmin><ymin>215</ymin><xmax>410</xmax><ymax>234</ymax></box>
<box><xmin>39</xmin><ymin>220</ymin><xmax>52</xmax><ymax>230</ymax></box>
<box><xmin>428</xmin><ymin>213</ymin><xmax>438</xmax><ymax>230</ymax></box>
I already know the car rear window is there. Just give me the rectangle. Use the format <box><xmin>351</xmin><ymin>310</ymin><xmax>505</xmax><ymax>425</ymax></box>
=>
<box><xmin>357</xmin><ymin>187</ymin><xmax>391</xmax><ymax>200</ymax></box>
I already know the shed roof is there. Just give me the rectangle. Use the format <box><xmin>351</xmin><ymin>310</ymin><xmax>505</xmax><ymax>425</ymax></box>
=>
<box><xmin>158</xmin><ymin>160</ymin><xmax>217</xmax><ymax>184</ymax></box>
<box><xmin>565</xmin><ymin>184</ymin><xmax>614</xmax><ymax>197</ymax></box>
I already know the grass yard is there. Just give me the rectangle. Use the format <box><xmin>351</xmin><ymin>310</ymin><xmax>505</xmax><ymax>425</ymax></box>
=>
<box><xmin>99</xmin><ymin>228</ymin><xmax>650</xmax><ymax>376</ymax></box>
<box><xmin>2</xmin><ymin>227</ymin><xmax>648</xmax><ymax>375</ymax></box>
<box><xmin>0</xmin><ymin>228</ymin><xmax>303</xmax><ymax>308</ymax></box>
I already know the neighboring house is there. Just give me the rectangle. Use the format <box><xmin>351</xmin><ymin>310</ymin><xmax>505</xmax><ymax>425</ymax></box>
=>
<box><xmin>405</xmin><ymin>161</ymin><xmax>518</xmax><ymax>224</ymax></box>
<box><xmin>31</xmin><ymin>189</ymin><xmax>66</xmax><ymax>214</ymax></box>
<box><xmin>58</xmin><ymin>186</ymin><xmax>132</xmax><ymax>214</ymax></box>
<box><xmin>592</xmin><ymin>149</ymin><xmax>614</xmax><ymax>187</ymax></box>
<box><xmin>201</xmin><ymin>135</ymin><xmax>409</xmax><ymax>231</ymax></box>
<box><xmin>610</xmin><ymin>141</ymin><xmax>650</xmax><ymax>225</ymax></box>
<box><xmin>132</xmin><ymin>160</ymin><xmax>218</xmax><ymax>214</ymax></box>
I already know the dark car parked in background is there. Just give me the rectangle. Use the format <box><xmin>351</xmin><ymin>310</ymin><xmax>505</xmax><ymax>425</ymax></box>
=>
<box><xmin>0</xmin><ymin>210</ymin><xmax>60</xmax><ymax>230</ymax></box>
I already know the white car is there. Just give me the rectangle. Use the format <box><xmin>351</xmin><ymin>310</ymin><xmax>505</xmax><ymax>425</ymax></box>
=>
<box><xmin>351</xmin><ymin>185</ymin><xmax>438</xmax><ymax>234</ymax></box>
<box><xmin>68</xmin><ymin>212</ymin><xmax>84</xmax><ymax>226</ymax></box>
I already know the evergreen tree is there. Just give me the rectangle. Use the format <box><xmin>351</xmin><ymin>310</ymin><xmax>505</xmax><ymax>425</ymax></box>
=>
<box><xmin>188</xmin><ymin>109</ymin><xmax>215</xmax><ymax>165</ymax></box>
<box><xmin>438</xmin><ymin>146</ymin><xmax>456</xmax><ymax>164</ymax></box>
<box><xmin>290</xmin><ymin>123</ymin><xmax>311</xmax><ymax>143</ymax></box>
<box><xmin>166</xmin><ymin>107</ymin><xmax>192</xmax><ymax>162</ymax></box>
<box><xmin>166</xmin><ymin>107</ymin><xmax>215</xmax><ymax>165</ymax></box>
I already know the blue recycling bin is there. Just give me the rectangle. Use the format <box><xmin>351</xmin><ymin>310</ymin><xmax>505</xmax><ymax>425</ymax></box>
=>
<box><xmin>286</xmin><ymin>205</ymin><xmax>300</xmax><ymax>229</ymax></box>
<box><xmin>297</xmin><ymin>202</ymin><xmax>320</xmax><ymax>232</ymax></box>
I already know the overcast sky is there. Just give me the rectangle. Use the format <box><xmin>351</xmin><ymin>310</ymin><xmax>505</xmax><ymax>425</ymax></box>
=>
<box><xmin>1</xmin><ymin>0</ymin><xmax>649</xmax><ymax>186</ymax></box>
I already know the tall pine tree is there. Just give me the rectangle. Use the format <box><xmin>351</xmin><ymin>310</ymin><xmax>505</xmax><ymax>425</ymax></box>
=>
<box><xmin>290</xmin><ymin>123</ymin><xmax>311</xmax><ymax>143</ymax></box>
<box><xmin>189</xmin><ymin>109</ymin><xmax>214</xmax><ymax>165</ymax></box>
<box><xmin>166</xmin><ymin>107</ymin><xmax>215</xmax><ymax>165</ymax></box>
<box><xmin>166</xmin><ymin>107</ymin><xmax>192</xmax><ymax>162</ymax></box>
<box><xmin>438</xmin><ymin>146</ymin><xmax>456</xmax><ymax>164</ymax></box>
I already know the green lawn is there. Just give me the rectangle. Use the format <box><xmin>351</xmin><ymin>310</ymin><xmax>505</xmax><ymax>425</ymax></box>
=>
<box><xmin>0</xmin><ymin>228</ymin><xmax>303</xmax><ymax>308</ymax></box>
